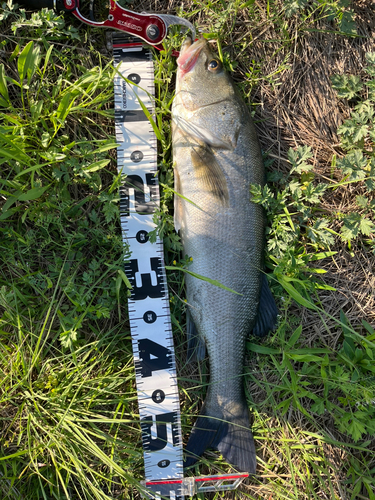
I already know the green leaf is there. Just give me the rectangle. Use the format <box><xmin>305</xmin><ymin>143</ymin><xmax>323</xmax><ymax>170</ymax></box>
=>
<box><xmin>287</xmin><ymin>325</ymin><xmax>302</xmax><ymax>347</ymax></box>
<box><xmin>340</xmin><ymin>310</ymin><xmax>352</xmax><ymax>337</ymax></box>
<box><xmin>365</xmin><ymin>52</ymin><xmax>375</xmax><ymax>66</ymax></box>
<box><xmin>365</xmin><ymin>79</ymin><xmax>375</xmax><ymax>99</ymax></box>
<box><xmin>365</xmin><ymin>52</ymin><xmax>375</xmax><ymax>77</ymax></box>
<box><xmin>287</xmin><ymin>353</ymin><xmax>324</xmax><ymax>362</ymax></box>
<box><xmin>2</xmin><ymin>195</ymin><xmax>18</xmax><ymax>212</ymax></box>
<box><xmin>343</xmin><ymin>339</ymin><xmax>356</xmax><ymax>359</ymax></box>
<box><xmin>353</xmin><ymin>101</ymin><xmax>374</xmax><ymax>121</ymax></box>
<box><xmin>117</xmin><ymin>269</ymin><xmax>131</xmax><ymax>289</ymax></box>
<box><xmin>102</xmin><ymin>202</ymin><xmax>117</xmax><ymax>223</ymax></box>
<box><xmin>18</xmin><ymin>185</ymin><xmax>50</xmax><ymax>201</ymax></box>
<box><xmin>87</xmin><ymin>141</ymin><xmax>119</xmax><ymax>154</ymax></box>
<box><xmin>0</xmin><ymin>132</ymin><xmax>31</xmax><ymax>165</ymax></box>
<box><xmin>30</xmin><ymin>100</ymin><xmax>44</xmax><ymax>121</ymax></box>
<box><xmin>0</xmin><ymin>206</ymin><xmax>20</xmax><ymax>220</ymax></box>
<box><xmin>0</xmin><ymin>449</ymin><xmax>29</xmax><ymax>461</ymax></box>
<box><xmin>83</xmin><ymin>159</ymin><xmax>111</xmax><ymax>172</ymax></box>
<box><xmin>307</xmin><ymin>219</ymin><xmax>335</xmax><ymax>248</ymax></box>
<box><xmin>288</xmin><ymin>145</ymin><xmax>313</xmax><ymax>174</ymax></box>
<box><xmin>337</xmin><ymin>150</ymin><xmax>367</xmax><ymax>181</ymax></box>
<box><xmin>356</xmin><ymin>195</ymin><xmax>368</xmax><ymax>208</ymax></box>
<box><xmin>41</xmin><ymin>132</ymin><xmax>51</xmax><ymax>148</ymax></box>
<box><xmin>116</xmin><ymin>274</ymin><xmax>122</xmax><ymax>303</ymax></box>
<box><xmin>17</xmin><ymin>41</ymin><xmax>40</xmax><ymax>84</ymax></box>
<box><xmin>278</xmin><ymin>275</ymin><xmax>317</xmax><ymax>310</ymax></box>
<box><xmin>304</xmin><ymin>183</ymin><xmax>327</xmax><ymax>204</ymax></box>
<box><xmin>250</xmin><ymin>184</ymin><xmax>276</xmax><ymax>211</ymax></box>
<box><xmin>352</xmin><ymin>124</ymin><xmax>368</xmax><ymax>144</ymax></box>
<box><xmin>128</xmin><ymin>79</ymin><xmax>162</xmax><ymax>142</ymax></box>
<box><xmin>276</xmin><ymin>397</ymin><xmax>292</xmax><ymax>416</ymax></box>
<box><xmin>56</xmin><ymin>92</ymin><xmax>76</xmax><ymax>122</ymax></box>
<box><xmin>41</xmin><ymin>43</ymin><xmax>54</xmax><ymax>84</ymax></box>
<box><xmin>59</xmin><ymin>329</ymin><xmax>77</xmax><ymax>349</ymax></box>
<box><xmin>360</xmin><ymin>216</ymin><xmax>374</xmax><ymax>235</ymax></box>
<box><xmin>314</xmin><ymin>283</ymin><xmax>336</xmax><ymax>291</ymax></box>
<box><xmin>284</xmin><ymin>0</ymin><xmax>308</xmax><ymax>17</ymax></box>
<box><xmin>0</xmin><ymin>64</ymin><xmax>9</xmax><ymax>104</ymax></box>
<box><xmin>165</xmin><ymin>266</ymin><xmax>243</xmax><ymax>295</ymax></box>
<box><xmin>365</xmin><ymin>159</ymin><xmax>375</xmax><ymax>191</ymax></box>
<box><xmin>362</xmin><ymin>319</ymin><xmax>375</xmax><ymax>337</ymax></box>
<box><xmin>308</xmin><ymin>251</ymin><xmax>337</xmax><ymax>261</ymax></box>
<box><xmin>0</xmin><ymin>145</ymin><xmax>29</xmax><ymax>165</ymax></box>
<box><xmin>331</xmin><ymin>74</ymin><xmax>362</xmax><ymax>100</ymax></box>
<box><xmin>15</xmin><ymin>162</ymin><xmax>56</xmax><ymax>179</ymax></box>
<box><xmin>289</xmin><ymin>348</ymin><xmax>330</xmax><ymax>355</ymax></box>
<box><xmin>311</xmin><ymin>399</ymin><xmax>325</xmax><ymax>415</ymax></box>
<box><xmin>339</xmin><ymin>10</ymin><xmax>357</xmax><ymax>36</ymax></box>
<box><xmin>341</xmin><ymin>213</ymin><xmax>374</xmax><ymax>241</ymax></box>
<box><xmin>347</xmin><ymin>417</ymin><xmax>367</xmax><ymax>442</ymax></box>
<box><xmin>246</xmin><ymin>343</ymin><xmax>279</xmax><ymax>354</ymax></box>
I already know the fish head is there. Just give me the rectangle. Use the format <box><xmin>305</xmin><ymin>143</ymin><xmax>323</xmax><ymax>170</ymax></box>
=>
<box><xmin>175</xmin><ymin>37</ymin><xmax>235</xmax><ymax>112</ymax></box>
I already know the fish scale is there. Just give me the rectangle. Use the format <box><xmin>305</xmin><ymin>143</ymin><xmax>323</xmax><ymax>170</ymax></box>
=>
<box><xmin>183</xmin><ymin>147</ymin><xmax>264</xmax><ymax>405</ymax></box>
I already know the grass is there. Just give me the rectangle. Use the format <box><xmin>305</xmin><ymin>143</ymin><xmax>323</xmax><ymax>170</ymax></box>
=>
<box><xmin>1</xmin><ymin>0</ymin><xmax>375</xmax><ymax>499</ymax></box>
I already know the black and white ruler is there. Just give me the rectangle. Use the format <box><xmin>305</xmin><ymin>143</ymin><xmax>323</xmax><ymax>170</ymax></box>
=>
<box><xmin>113</xmin><ymin>33</ymin><xmax>250</xmax><ymax>499</ymax></box>
<box><xmin>113</xmin><ymin>33</ymin><xmax>184</xmax><ymax>498</ymax></box>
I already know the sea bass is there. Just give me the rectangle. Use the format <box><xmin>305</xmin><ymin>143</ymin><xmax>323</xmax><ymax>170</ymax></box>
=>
<box><xmin>172</xmin><ymin>37</ymin><xmax>278</xmax><ymax>473</ymax></box>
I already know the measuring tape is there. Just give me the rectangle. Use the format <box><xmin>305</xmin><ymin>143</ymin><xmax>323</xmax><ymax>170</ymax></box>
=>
<box><xmin>113</xmin><ymin>32</ymin><xmax>250</xmax><ymax>499</ymax></box>
<box><xmin>113</xmin><ymin>32</ymin><xmax>184</xmax><ymax>497</ymax></box>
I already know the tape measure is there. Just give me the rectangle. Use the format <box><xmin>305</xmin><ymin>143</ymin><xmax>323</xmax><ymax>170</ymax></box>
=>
<box><xmin>113</xmin><ymin>33</ymin><xmax>184</xmax><ymax>496</ymax></box>
<box><xmin>113</xmin><ymin>33</ymin><xmax>250</xmax><ymax>499</ymax></box>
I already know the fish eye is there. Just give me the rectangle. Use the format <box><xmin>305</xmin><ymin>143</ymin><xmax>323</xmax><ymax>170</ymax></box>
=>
<box><xmin>208</xmin><ymin>59</ymin><xmax>221</xmax><ymax>72</ymax></box>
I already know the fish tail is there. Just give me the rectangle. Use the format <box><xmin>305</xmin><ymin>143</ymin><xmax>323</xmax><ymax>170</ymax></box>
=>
<box><xmin>184</xmin><ymin>403</ymin><xmax>256</xmax><ymax>473</ymax></box>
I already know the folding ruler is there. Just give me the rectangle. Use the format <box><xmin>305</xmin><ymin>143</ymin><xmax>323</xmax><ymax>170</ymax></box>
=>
<box><xmin>113</xmin><ymin>33</ymin><xmax>249</xmax><ymax>499</ymax></box>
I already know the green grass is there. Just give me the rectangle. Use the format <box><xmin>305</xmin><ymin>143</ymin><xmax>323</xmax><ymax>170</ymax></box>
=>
<box><xmin>1</xmin><ymin>0</ymin><xmax>375</xmax><ymax>499</ymax></box>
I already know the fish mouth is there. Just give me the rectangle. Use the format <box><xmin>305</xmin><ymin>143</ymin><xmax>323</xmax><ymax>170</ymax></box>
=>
<box><xmin>177</xmin><ymin>37</ymin><xmax>207</xmax><ymax>77</ymax></box>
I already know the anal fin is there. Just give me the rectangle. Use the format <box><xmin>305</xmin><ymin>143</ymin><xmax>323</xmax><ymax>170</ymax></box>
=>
<box><xmin>252</xmin><ymin>273</ymin><xmax>279</xmax><ymax>337</ymax></box>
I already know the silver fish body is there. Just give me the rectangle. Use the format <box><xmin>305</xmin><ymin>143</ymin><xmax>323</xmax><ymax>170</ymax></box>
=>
<box><xmin>172</xmin><ymin>38</ymin><xmax>277</xmax><ymax>472</ymax></box>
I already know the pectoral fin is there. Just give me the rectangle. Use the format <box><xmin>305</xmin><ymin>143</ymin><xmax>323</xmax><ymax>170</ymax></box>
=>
<box><xmin>191</xmin><ymin>144</ymin><xmax>229</xmax><ymax>206</ymax></box>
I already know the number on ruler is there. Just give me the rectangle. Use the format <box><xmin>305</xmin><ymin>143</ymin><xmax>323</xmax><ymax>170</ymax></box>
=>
<box><xmin>141</xmin><ymin>412</ymin><xmax>180</xmax><ymax>451</ymax></box>
<box><xmin>120</xmin><ymin>173</ymin><xmax>158</xmax><ymax>216</ymax></box>
<box><xmin>136</xmin><ymin>338</ymin><xmax>172</xmax><ymax>377</ymax></box>
<box><xmin>125</xmin><ymin>257</ymin><xmax>165</xmax><ymax>300</ymax></box>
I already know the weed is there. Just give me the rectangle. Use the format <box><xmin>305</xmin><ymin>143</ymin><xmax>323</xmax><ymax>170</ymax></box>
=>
<box><xmin>330</xmin><ymin>52</ymin><xmax>375</xmax><ymax>248</ymax></box>
<box><xmin>0</xmin><ymin>35</ymin><xmax>139</xmax><ymax>498</ymax></box>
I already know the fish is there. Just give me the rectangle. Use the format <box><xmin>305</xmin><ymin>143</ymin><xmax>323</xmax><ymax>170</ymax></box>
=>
<box><xmin>171</xmin><ymin>37</ymin><xmax>278</xmax><ymax>473</ymax></box>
